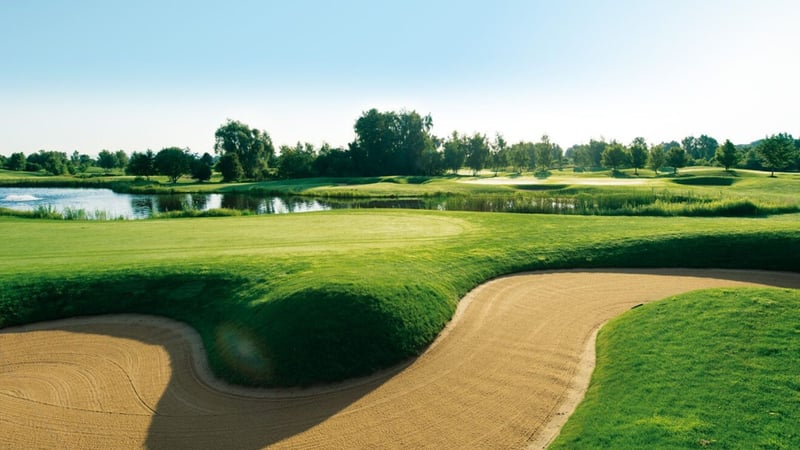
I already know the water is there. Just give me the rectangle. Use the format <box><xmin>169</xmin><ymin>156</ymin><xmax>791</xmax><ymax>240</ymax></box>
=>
<box><xmin>0</xmin><ymin>187</ymin><xmax>587</xmax><ymax>220</ymax></box>
<box><xmin>0</xmin><ymin>188</ymin><xmax>334</xmax><ymax>219</ymax></box>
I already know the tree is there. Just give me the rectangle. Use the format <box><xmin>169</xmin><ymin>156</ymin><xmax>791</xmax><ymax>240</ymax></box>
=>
<box><xmin>696</xmin><ymin>135</ymin><xmax>719</xmax><ymax>161</ymax></box>
<box><xmin>7</xmin><ymin>152</ymin><xmax>26</xmax><ymax>171</ymax></box>
<box><xmin>629</xmin><ymin>137</ymin><xmax>648</xmax><ymax>175</ymax></box>
<box><xmin>114</xmin><ymin>150</ymin><xmax>129</xmax><ymax>169</ymax></box>
<box><xmin>126</xmin><ymin>150</ymin><xmax>156</xmax><ymax>179</ymax></box>
<box><xmin>191</xmin><ymin>152</ymin><xmax>214</xmax><ymax>182</ymax></box>
<box><xmin>214</xmin><ymin>119</ymin><xmax>275</xmax><ymax>179</ymax></box>
<box><xmin>70</xmin><ymin>151</ymin><xmax>93</xmax><ymax>173</ymax></box>
<box><xmin>490</xmin><ymin>133</ymin><xmax>508</xmax><ymax>175</ymax></box>
<box><xmin>465</xmin><ymin>133</ymin><xmax>490</xmax><ymax>175</ymax></box>
<box><xmin>443</xmin><ymin>131</ymin><xmax>466</xmax><ymax>174</ymax></box>
<box><xmin>601</xmin><ymin>142</ymin><xmax>629</xmax><ymax>173</ymax></box>
<box><xmin>277</xmin><ymin>143</ymin><xmax>316</xmax><ymax>179</ymax></box>
<box><xmin>349</xmin><ymin>109</ymin><xmax>435</xmax><ymax>176</ymax></box>
<box><xmin>509</xmin><ymin>142</ymin><xmax>532</xmax><ymax>173</ymax></box>
<box><xmin>27</xmin><ymin>150</ymin><xmax>70</xmax><ymax>175</ymax></box>
<box><xmin>587</xmin><ymin>139</ymin><xmax>607</xmax><ymax>168</ymax></box>
<box><xmin>666</xmin><ymin>146</ymin><xmax>687</xmax><ymax>174</ymax></box>
<box><xmin>648</xmin><ymin>144</ymin><xmax>666</xmax><ymax>174</ymax></box>
<box><xmin>217</xmin><ymin>152</ymin><xmax>244</xmax><ymax>182</ymax></box>
<box><xmin>681</xmin><ymin>136</ymin><xmax>698</xmax><ymax>160</ymax></box>
<box><xmin>314</xmin><ymin>143</ymin><xmax>354</xmax><ymax>177</ymax></box>
<box><xmin>97</xmin><ymin>150</ymin><xmax>117</xmax><ymax>171</ymax></box>
<box><xmin>154</xmin><ymin>147</ymin><xmax>191</xmax><ymax>183</ymax></box>
<box><xmin>534</xmin><ymin>135</ymin><xmax>553</xmax><ymax>172</ymax></box>
<box><xmin>757</xmin><ymin>133</ymin><xmax>795</xmax><ymax>177</ymax></box>
<box><xmin>715</xmin><ymin>139</ymin><xmax>739</xmax><ymax>171</ymax></box>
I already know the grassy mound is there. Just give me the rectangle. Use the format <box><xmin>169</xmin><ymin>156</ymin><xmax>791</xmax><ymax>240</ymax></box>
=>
<box><xmin>551</xmin><ymin>288</ymin><xmax>800</xmax><ymax>449</ymax></box>
<box><xmin>1</xmin><ymin>211</ymin><xmax>799</xmax><ymax>386</ymax></box>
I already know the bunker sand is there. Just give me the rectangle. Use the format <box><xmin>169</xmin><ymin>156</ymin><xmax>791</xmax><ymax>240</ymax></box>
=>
<box><xmin>1</xmin><ymin>269</ymin><xmax>798</xmax><ymax>448</ymax></box>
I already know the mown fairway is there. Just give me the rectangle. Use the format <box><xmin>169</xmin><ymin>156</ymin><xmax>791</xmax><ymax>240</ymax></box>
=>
<box><xmin>2</xmin><ymin>209</ymin><xmax>800</xmax><ymax>385</ymax></box>
<box><xmin>551</xmin><ymin>288</ymin><xmax>800</xmax><ymax>449</ymax></box>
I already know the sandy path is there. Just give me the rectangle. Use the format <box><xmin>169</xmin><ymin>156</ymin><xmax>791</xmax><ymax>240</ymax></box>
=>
<box><xmin>1</xmin><ymin>269</ymin><xmax>798</xmax><ymax>449</ymax></box>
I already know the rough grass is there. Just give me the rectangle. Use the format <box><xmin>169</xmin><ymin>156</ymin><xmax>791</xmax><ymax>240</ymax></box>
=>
<box><xmin>1</xmin><ymin>210</ymin><xmax>799</xmax><ymax>386</ymax></box>
<box><xmin>551</xmin><ymin>288</ymin><xmax>800</xmax><ymax>449</ymax></box>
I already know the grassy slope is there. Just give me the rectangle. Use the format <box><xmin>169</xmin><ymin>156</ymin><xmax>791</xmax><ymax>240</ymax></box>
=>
<box><xmin>2</xmin><ymin>210</ymin><xmax>799</xmax><ymax>386</ymax></box>
<box><xmin>551</xmin><ymin>288</ymin><xmax>800</xmax><ymax>449</ymax></box>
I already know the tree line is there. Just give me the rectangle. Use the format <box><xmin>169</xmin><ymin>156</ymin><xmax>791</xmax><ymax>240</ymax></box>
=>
<box><xmin>2</xmin><ymin>109</ymin><xmax>799</xmax><ymax>181</ymax></box>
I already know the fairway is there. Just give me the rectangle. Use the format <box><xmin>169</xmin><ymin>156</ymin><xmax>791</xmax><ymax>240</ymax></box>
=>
<box><xmin>2</xmin><ymin>269</ymin><xmax>798</xmax><ymax>448</ymax></box>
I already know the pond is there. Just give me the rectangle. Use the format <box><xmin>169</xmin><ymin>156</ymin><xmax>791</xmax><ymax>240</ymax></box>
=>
<box><xmin>0</xmin><ymin>187</ymin><xmax>446</xmax><ymax>219</ymax></box>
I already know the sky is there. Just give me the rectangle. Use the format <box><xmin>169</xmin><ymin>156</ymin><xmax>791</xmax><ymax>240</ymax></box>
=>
<box><xmin>1</xmin><ymin>0</ymin><xmax>798</xmax><ymax>156</ymax></box>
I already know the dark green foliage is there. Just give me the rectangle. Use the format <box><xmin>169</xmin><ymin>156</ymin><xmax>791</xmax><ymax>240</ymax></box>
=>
<box><xmin>126</xmin><ymin>150</ymin><xmax>156</xmax><ymax>179</ymax></box>
<box><xmin>715</xmin><ymin>139</ymin><xmax>739</xmax><ymax>171</ymax></box>
<box><xmin>7</xmin><ymin>152</ymin><xmax>27</xmax><ymax>171</ymax></box>
<box><xmin>214</xmin><ymin>119</ymin><xmax>275</xmax><ymax>179</ymax></box>
<box><xmin>190</xmin><ymin>153</ymin><xmax>214</xmax><ymax>182</ymax></box>
<box><xmin>349</xmin><ymin>109</ymin><xmax>437</xmax><ymax>176</ymax></box>
<box><xmin>277</xmin><ymin>143</ymin><xmax>316</xmax><ymax>179</ymax></box>
<box><xmin>26</xmin><ymin>150</ymin><xmax>71</xmax><ymax>175</ymax></box>
<box><xmin>758</xmin><ymin>133</ymin><xmax>795</xmax><ymax>176</ymax></box>
<box><xmin>154</xmin><ymin>147</ymin><xmax>191</xmax><ymax>183</ymax></box>
<box><xmin>629</xmin><ymin>137</ymin><xmax>648</xmax><ymax>175</ymax></box>
<box><xmin>601</xmin><ymin>142</ymin><xmax>629</xmax><ymax>171</ymax></box>
<box><xmin>217</xmin><ymin>152</ymin><xmax>244</xmax><ymax>182</ymax></box>
<box><xmin>97</xmin><ymin>150</ymin><xmax>117</xmax><ymax>170</ymax></box>
<box><xmin>666</xmin><ymin>146</ymin><xmax>687</xmax><ymax>174</ymax></box>
<box><xmin>648</xmin><ymin>144</ymin><xmax>667</xmax><ymax>174</ymax></box>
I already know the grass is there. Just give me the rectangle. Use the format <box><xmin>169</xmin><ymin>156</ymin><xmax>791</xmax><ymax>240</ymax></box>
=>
<box><xmin>3</xmin><ymin>168</ymin><xmax>798</xmax><ymax>218</ymax></box>
<box><xmin>551</xmin><ymin>288</ymin><xmax>800</xmax><ymax>449</ymax></box>
<box><xmin>1</xmin><ymin>210</ymin><xmax>799</xmax><ymax>386</ymax></box>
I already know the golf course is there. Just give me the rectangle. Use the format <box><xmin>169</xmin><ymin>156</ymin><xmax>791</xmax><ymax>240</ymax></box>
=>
<box><xmin>1</xmin><ymin>170</ymin><xmax>799</xmax><ymax>447</ymax></box>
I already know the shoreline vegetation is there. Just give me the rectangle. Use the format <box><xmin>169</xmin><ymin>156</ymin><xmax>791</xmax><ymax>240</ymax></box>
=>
<box><xmin>1</xmin><ymin>168</ymin><xmax>798</xmax><ymax>219</ymax></box>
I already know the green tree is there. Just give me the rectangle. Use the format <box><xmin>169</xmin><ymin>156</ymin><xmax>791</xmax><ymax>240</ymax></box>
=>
<box><xmin>696</xmin><ymin>134</ymin><xmax>719</xmax><ymax>161</ymax></box>
<box><xmin>191</xmin><ymin>152</ymin><xmax>214</xmax><ymax>182</ymax></box>
<box><xmin>7</xmin><ymin>152</ymin><xmax>26</xmax><ymax>171</ymax></box>
<box><xmin>114</xmin><ymin>150</ymin><xmax>129</xmax><ymax>169</ymax></box>
<box><xmin>154</xmin><ymin>147</ymin><xmax>191</xmax><ymax>183</ymax></box>
<box><xmin>629</xmin><ymin>137</ymin><xmax>648</xmax><ymax>175</ymax></box>
<box><xmin>27</xmin><ymin>150</ymin><xmax>70</xmax><ymax>175</ymax></box>
<box><xmin>214</xmin><ymin>120</ymin><xmax>275</xmax><ymax>179</ymax></box>
<box><xmin>443</xmin><ymin>131</ymin><xmax>466</xmax><ymax>174</ymax></box>
<box><xmin>97</xmin><ymin>150</ymin><xmax>117</xmax><ymax>171</ymax></box>
<box><xmin>465</xmin><ymin>133</ymin><xmax>490</xmax><ymax>175</ymax></box>
<box><xmin>217</xmin><ymin>152</ymin><xmax>244</xmax><ymax>182</ymax></box>
<box><xmin>490</xmin><ymin>133</ymin><xmax>508</xmax><ymax>175</ymax></box>
<box><xmin>757</xmin><ymin>133</ymin><xmax>795</xmax><ymax>177</ymax></box>
<box><xmin>715</xmin><ymin>139</ymin><xmax>739</xmax><ymax>171</ymax></box>
<box><xmin>587</xmin><ymin>139</ymin><xmax>607</xmax><ymax>168</ymax></box>
<box><xmin>313</xmin><ymin>143</ymin><xmax>354</xmax><ymax>177</ymax></box>
<box><xmin>126</xmin><ymin>150</ymin><xmax>156</xmax><ymax>179</ymax></box>
<box><xmin>666</xmin><ymin>146</ymin><xmax>687</xmax><ymax>174</ymax></box>
<box><xmin>601</xmin><ymin>142</ymin><xmax>629</xmax><ymax>173</ymax></box>
<box><xmin>509</xmin><ymin>142</ymin><xmax>532</xmax><ymax>173</ymax></box>
<box><xmin>681</xmin><ymin>135</ymin><xmax>698</xmax><ymax>160</ymax></box>
<box><xmin>648</xmin><ymin>144</ymin><xmax>666</xmax><ymax>174</ymax></box>
<box><xmin>349</xmin><ymin>109</ymin><xmax>434</xmax><ymax>176</ymax></box>
<box><xmin>534</xmin><ymin>134</ymin><xmax>554</xmax><ymax>172</ymax></box>
<box><xmin>277</xmin><ymin>143</ymin><xmax>316</xmax><ymax>179</ymax></box>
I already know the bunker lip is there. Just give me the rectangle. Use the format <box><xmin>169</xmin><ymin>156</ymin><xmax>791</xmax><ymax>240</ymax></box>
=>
<box><xmin>1</xmin><ymin>269</ymin><xmax>799</xmax><ymax>448</ymax></box>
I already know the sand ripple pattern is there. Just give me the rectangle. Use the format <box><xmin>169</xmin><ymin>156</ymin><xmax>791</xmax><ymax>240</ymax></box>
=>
<box><xmin>1</xmin><ymin>269</ymin><xmax>798</xmax><ymax>449</ymax></box>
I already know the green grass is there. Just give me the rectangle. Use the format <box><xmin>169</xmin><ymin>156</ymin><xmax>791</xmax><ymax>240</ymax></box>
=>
<box><xmin>551</xmin><ymin>288</ymin><xmax>800</xmax><ymax>449</ymax></box>
<box><xmin>2</xmin><ymin>210</ymin><xmax>799</xmax><ymax>386</ymax></box>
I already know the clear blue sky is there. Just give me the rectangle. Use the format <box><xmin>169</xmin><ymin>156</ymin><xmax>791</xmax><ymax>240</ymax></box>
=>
<box><xmin>1</xmin><ymin>0</ymin><xmax>798</xmax><ymax>156</ymax></box>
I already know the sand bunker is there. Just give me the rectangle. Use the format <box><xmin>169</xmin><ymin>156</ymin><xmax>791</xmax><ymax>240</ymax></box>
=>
<box><xmin>2</xmin><ymin>269</ymin><xmax>798</xmax><ymax>448</ymax></box>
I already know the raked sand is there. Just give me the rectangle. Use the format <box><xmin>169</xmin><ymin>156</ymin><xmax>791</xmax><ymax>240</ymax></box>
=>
<box><xmin>1</xmin><ymin>269</ymin><xmax>798</xmax><ymax>449</ymax></box>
